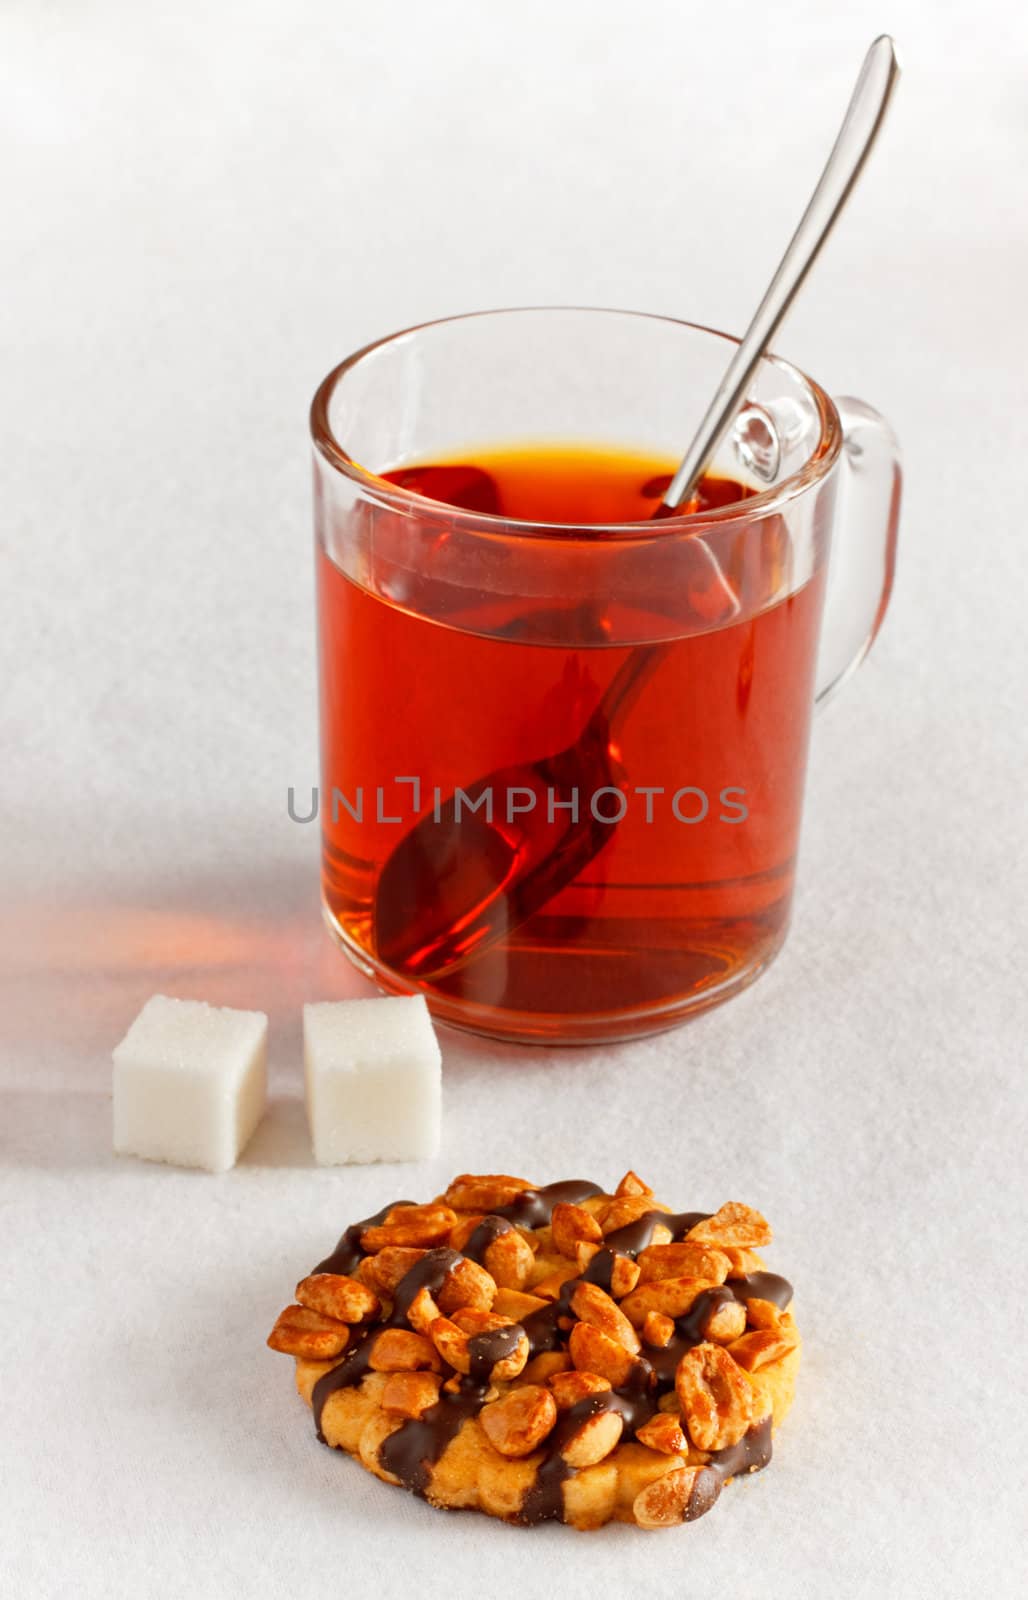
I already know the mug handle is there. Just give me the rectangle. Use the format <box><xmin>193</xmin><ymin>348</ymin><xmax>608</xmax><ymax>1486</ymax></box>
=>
<box><xmin>815</xmin><ymin>395</ymin><xmax>902</xmax><ymax>705</ymax></box>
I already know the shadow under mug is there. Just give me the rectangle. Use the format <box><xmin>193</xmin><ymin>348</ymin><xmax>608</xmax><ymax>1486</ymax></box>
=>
<box><xmin>311</xmin><ymin>308</ymin><xmax>901</xmax><ymax>1044</ymax></box>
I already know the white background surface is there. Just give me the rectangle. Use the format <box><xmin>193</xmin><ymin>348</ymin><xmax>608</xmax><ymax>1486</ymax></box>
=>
<box><xmin>2</xmin><ymin>2</ymin><xmax>1027</xmax><ymax>1597</ymax></box>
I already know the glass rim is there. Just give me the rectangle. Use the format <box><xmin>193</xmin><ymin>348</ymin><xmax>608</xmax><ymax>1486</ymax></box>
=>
<box><xmin>310</xmin><ymin>306</ymin><xmax>843</xmax><ymax>541</ymax></box>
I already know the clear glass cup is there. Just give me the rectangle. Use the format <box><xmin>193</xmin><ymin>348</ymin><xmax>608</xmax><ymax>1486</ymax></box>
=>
<box><xmin>311</xmin><ymin>308</ymin><xmax>900</xmax><ymax>1043</ymax></box>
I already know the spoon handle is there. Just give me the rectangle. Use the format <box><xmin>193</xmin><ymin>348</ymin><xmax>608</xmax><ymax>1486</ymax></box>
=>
<box><xmin>661</xmin><ymin>34</ymin><xmax>901</xmax><ymax>512</ymax></box>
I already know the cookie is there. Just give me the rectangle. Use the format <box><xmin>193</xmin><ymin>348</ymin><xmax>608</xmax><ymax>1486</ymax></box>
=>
<box><xmin>266</xmin><ymin>1173</ymin><xmax>800</xmax><ymax>1530</ymax></box>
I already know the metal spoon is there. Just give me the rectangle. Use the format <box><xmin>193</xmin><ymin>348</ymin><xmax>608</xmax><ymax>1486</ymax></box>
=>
<box><xmin>372</xmin><ymin>37</ymin><xmax>901</xmax><ymax>984</ymax></box>
<box><xmin>662</xmin><ymin>33</ymin><xmax>900</xmax><ymax>510</ymax></box>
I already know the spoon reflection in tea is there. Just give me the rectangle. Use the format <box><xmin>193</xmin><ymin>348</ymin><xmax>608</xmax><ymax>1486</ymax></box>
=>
<box><xmin>373</xmin><ymin>557</ymin><xmax>736</xmax><ymax>980</ymax></box>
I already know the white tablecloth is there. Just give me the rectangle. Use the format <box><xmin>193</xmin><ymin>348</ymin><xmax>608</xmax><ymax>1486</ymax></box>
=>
<box><xmin>2</xmin><ymin>3</ymin><xmax>1026</xmax><ymax>1597</ymax></box>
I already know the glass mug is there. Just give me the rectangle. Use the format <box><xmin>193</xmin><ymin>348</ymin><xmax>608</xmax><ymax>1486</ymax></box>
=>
<box><xmin>311</xmin><ymin>308</ymin><xmax>900</xmax><ymax>1044</ymax></box>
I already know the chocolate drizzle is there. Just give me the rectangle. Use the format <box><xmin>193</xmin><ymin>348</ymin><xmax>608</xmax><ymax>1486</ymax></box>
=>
<box><xmin>518</xmin><ymin>1393</ymin><xmax>611</xmax><ymax>1525</ymax></box>
<box><xmin>304</xmin><ymin>1184</ymin><xmax>790</xmax><ymax>1525</ymax></box>
<box><xmin>663</xmin><ymin>1415</ymin><xmax>775</xmax><ymax>1526</ymax></box>
<box><xmin>379</xmin><ymin>1323</ymin><xmax>527</xmax><ymax>1495</ymax></box>
<box><xmin>460</xmin><ymin>1214</ymin><xmax>514</xmax><ymax>1265</ymax></box>
<box><xmin>517</xmin><ymin>1246</ymin><xmax>655</xmax><ymax>1359</ymax></box>
<box><xmin>604</xmin><ymin>1208</ymin><xmax>712</xmax><ymax>1257</ymax></box>
<box><xmin>311</xmin><ymin>1248</ymin><xmax>461</xmax><ymax>1439</ymax></box>
<box><xmin>491</xmin><ymin>1179</ymin><xmax>603</xmax><ymax>1229</ymax></box>
<box><xmin>645</xmin><ymin>1287</ymin><xmax>739</xmax><ymax>1388</ymax></box>
<box><xmin>310</xmin><ymin>1245</ymin><xmax>528</xmax><ymax>1496</ymax></box>
<box><xmin>467</xmin><ymin>1324</ymin><xmax>524</xmax><ymax>1381</ymax></box>
<box><xmin>313</xmin><ymin>1200</ymin><xmax>415</xmax><ymax>1277</ymax></box>
<box><xmin>379</xmin><ymin>1388</ymin><xmax>486</xmax><ymax>1495</ymax></box>
<box><xmin>709</xmin><ymin>1413</ymin><xmax>773</xmax><ymax>1479</ymax></box>
<box><xmin>517</xmin><ymin>1364</ymin><xmax>655</xmax><ymax>1524</ymax></box>
<box><xmin>726</xmin><ymin>1271</ymin><xmax>793</xmax><ymax>1311</ymax></box>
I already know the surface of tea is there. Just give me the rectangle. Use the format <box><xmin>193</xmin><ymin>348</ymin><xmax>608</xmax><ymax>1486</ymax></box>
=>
<box><xmin>317</xmin><ymin>443</ymin><xmax>825</xmax><ymax>1040</ymax></box>
<box><xmin>381</xmin><ymin>443</ymin><xmax>751</xmax><ymax>525</ymax></box>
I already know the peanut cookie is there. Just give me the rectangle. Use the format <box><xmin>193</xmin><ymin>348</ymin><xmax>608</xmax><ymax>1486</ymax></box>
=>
<box><xmin>266</xmin><ymin>1173</ymin><xmax>800</xmax><ymax>1530</ymax></box>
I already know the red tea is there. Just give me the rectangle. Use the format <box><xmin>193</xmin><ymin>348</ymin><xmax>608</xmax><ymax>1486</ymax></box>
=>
<box><xmin>316</xmin><ymin>444</ymin><xmax>825</xmax><ymax>1039</ymax></box>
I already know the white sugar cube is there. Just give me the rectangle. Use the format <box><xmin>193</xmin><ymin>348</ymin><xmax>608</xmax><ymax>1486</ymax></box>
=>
<box><xmin>113</xmin><ymin>996</ymin><xmax>268</xmax><ymax>1173</ymax></box>
<box><xmin>303</xmin><ymin>995</ymin><xmax>441</xmax><ymax>1164</ymax></box>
